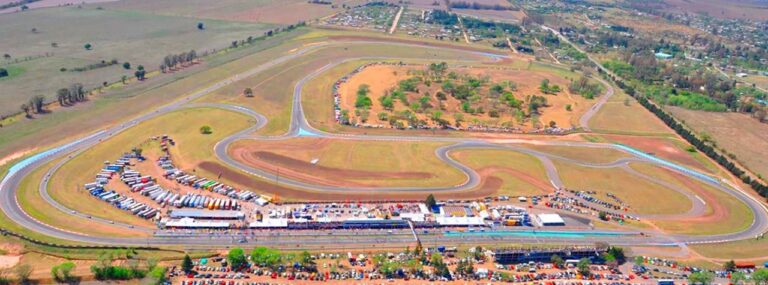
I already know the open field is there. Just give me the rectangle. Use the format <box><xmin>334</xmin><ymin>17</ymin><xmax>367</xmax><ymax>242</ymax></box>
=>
<box><xmin>553</xmin><ymin>161</ymin><xmax>692</xmax><ymax>216</ymax></box>
<box><xmin>588</xmin><ymin>88</ymin><xmax>673</xmax><ymax>135</ymax></box>
<box><xmin>524</xmin><ymin>144</ymin><xmax>632</xmax><ymax>164</ymax></box>
<box><xmin>668</xmin><ymin>106</ymin><xmax>768</xmax><ymax>180</ymax></box>
<box><xmin>227</xmin><ymin>138</ymin><xmax>465</xmax><ymax>188</ymax></box>
<box><xmin>663</xmin><ymin>0</ymin><xmax>768</xmax><ymax>21</ymax></box>
<box><xmin>0</xmin><ymin>5</ymin><xmax>275</xmax><ymax>116</ymax></box>
<box><xmin>449</xmin><ymin>149</ymin><xmax>552</xmax><ymax>197</ymax></box>
<box><xmin>338</xmin><ymin>63</ymin><xmax>594</xmax><ymax>130</ymax></box>
<box><xmin>691</xmin><ymin>238</ymin><xmax>768</xmax><ymax>260</ymax></box>
<box><xmin>0</xmin><ymin>28</ymin><xmax>306</xmax><ymax>159</ymax></box>
<box><xmin>103</xmin><ymin>0</ymin><xmax>366</xmax><ymax>24</ymax></box>
<box><xmin>46</xmin><ymin>107</ymin><xmax>250</xmax><ymax>229</ymax></box>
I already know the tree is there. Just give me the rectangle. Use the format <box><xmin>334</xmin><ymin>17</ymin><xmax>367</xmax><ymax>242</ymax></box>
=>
<box><xmin>51</xmin><ymin>261</ymin><xmax>76</xmax><ymax>283</ymax></box>
<box><xmin>31</xmin><ymin>95</ymin><xmax>45</xmax><ymax>113</ymax></box>
<box><xmin>633</xmin><ymin>256</ymin><xmax>644</xmax><ymax>266</ymax></box>
<box><xmin>135</xmin><ymin>65</ymin><xmax>146</xmax><ymax>80</ymax></box>
<box><xmin>425</xmin><ymin>194</ymin><xmax>437</xmax><ymax>211</ymax></box>
<box><xmin>200</xmin><ymin>125</ymin><xmax>212</xmax><ymax>134</ymax></box>
<box><xmin>723</xmin><ymin>260</ymin><xmax>736</xmax><ymax>272</ymax></box>
<box><xmin>181</xmin><ymin>254</ymin><xmax>193</xmax><ymax>274</ymax></box>
<box><xmin>731</xmin><ymin>271</ymin><xmax>747</xmax><ymax>285</ymax></box>
<box><xmin>20</xmin><ymin>103</ymin><xmax>31</xmax><ymax>118</ymax></box>
<box><xmin>753</xmin><ymin>269</ymin><xmax>768</xmax><ymax>285</ymax></box>
<box><xmin>197</xmin><ymin>22</ymin><xmax>205</xmax><ymax>30</ymax></box>
<box><xmin>84</xmin><ymin>43</ymin><xmax>92</xmax><ymax>50</ymax></box>
<box><xmin>0</xmin><ymin>68</ymin><xmax>8</xmax><ymax>78</ymax></box>
<box><xmin>251</xmin><ymin>247</ymin><xmax>282</xmax><ymax>269</ymax></box>
<box><xmin>244</xmin><ymin>87</ymin><xmax>254</xmax><ymax>97</ymax></box>
<box><xmin>688</xmin><ymin>271</ymin><xmax>714</xmax><ymax>285</ymax></box>
<box><xmin>606</xmin><ymin>247</ymin><xmax>626</xmax><ymax>264</ymax></box>
<box><xmin>227</xmin><ymin>248</ymin><xmax>247</xmax><ymax>271</ymax></box>
<box><xmin>550</xmin><ymin>255</ymin><xmax>564</xmax><ymax>268</ymax></box>
<box><xmin>2</xmin><ymin>54</ymin><xmax>9</xmax><ymax>60</ymax></box>
<box><xmin>15</xmin><ymin>264</ymin><xmax>32</xmax><ymax>285</ymax></box>
<box><xmin>121</xmin><ymin>75</ymin><xmax>128</xmax><ymax>84</ymax></box>
<box><xmin>576</xmin><ymin>258</ymin><xmax>591</xmax><ymax>276</ymax></box>
<box><xmin>123</xmin><ymin>62</ymin><xmax>131</xmax><ymax>69</ymax></box>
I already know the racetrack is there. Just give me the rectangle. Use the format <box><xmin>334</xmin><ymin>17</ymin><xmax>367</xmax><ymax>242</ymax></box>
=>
<box><xmin>1</xmin><ymin>39</ymin><xmax>767</xmax><ymax>248</ymax></box>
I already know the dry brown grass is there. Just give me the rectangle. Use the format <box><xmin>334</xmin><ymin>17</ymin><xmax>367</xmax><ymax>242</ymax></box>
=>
<box><xmin>668</xmin><ymin>106</ymin><xmax>768</xmax><ymax>179</ymax></box>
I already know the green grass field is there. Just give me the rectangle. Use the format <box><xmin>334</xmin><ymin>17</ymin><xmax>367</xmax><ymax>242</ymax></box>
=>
<box><xmin>0</xmin><ymin>5</ymin><xmax>275</xmax><ymax>116</ymax></box>
<box><xmin>554</xmin><ymin>160</ymin><xmax>692</xmax><ymax>215</ymax></box>
<box><xmin>46</xmin><ymin>107</ymin><xmax>251</xmax><ymax>230</ymax></box>
<box><xmin>450</xmin><ymin>149</ymin><xmax>552</xmax><ymax>197</ymax></box>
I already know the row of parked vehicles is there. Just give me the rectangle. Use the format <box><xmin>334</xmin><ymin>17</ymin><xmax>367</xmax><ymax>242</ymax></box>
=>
<box><xmin>84</xmin><ymin>153</ymin><xmax>158</xmax><ymax>220</ymax></box>
<box><xmin>158</xmin><ymin>156</ymin><xmax>261</xmax><ymax>204</ymax></box>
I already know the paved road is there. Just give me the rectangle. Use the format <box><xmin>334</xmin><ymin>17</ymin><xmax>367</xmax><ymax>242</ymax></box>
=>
<box><xmin>1</xmin><ymin>39</ymin><xmax>767</xmax><ymax>248</ymax></box>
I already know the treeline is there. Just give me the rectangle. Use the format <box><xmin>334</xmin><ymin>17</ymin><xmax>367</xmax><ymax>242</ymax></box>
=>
<box><xmin>307</xmin><ymin>0</ymin><xmax>332</xmax><ymax>4</ymax></box>
<box><xmin>65</xmin><ymin>59</ymin><xmax>119</xmax><ymax>72</ymax></box>
<box><xmin>448</xmin><ymin>1</ymin><xmax>518</xmax><ymax>11</ymax></box>
<box><xmin>160</xmin><ymin>50</ymin><xmax>197</xmax><ymax>73</ymax></box>
<box><xmin>0</xmin><ymin>0</ymin><xmax>39</xmax><ymax>10</ymax></box>
<box><xmin>609</xmin><ymin>73</ymin><xmax>768</xmax><ymax>198</ymax></box>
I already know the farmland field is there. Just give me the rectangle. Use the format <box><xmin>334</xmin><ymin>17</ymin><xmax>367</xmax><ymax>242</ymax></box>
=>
<box><xmin>0</xmin><ymin>5</ymin><xmax>274</xmax><ymax>116</ymax></box>
<box><xmin>667</xmin><ymin>106</ymin><xmax>768</xmax><ymax>180</ymax></box>
<box><xmin>0</xmin><ymin>28</ymin><xmax>305</xmax><ymax>159</ymax></box>
<box><xmin>102</xmin><ymin>0</ymin><xmax>366</xmax><ymax>24</ymax></box>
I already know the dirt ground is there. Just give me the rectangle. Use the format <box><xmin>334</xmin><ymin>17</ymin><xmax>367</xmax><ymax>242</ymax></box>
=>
<box><xmin>198</xmin><ymin>161</ymin><xmax>501</xmax><ymax>201</ymax></box>
<box><xmin>0</xmin><ymin>242</ymin><xmax>23</xmax><ymax>269</ymax></box>
<box><xmin>339</xmin><ymin>64</ymin><xmax>590</xmax><ymax>130</ymax></box>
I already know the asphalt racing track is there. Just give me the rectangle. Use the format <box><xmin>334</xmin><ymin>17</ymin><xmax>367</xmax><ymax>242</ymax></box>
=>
<box><xmin>1</xmin><ymin>40</ymin><xmax>767</xmax><ymax>249</ymax></box>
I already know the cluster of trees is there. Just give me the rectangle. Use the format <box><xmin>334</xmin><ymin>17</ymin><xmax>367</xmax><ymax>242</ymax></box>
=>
<box><xmin>160</xmin><ymin>50</ymin><xmax>198</xmax><ymax>73</ymax></box>
<box><xmin>448</xmin><ymin>1</ymin><xmax>517</xmax><ymax>11</ymax></box>
<box><xmin>56</xmin><ymin>83</ymin><xmax>87</xmax><ymax>106</ymax></box>
<box><xmin>539</xmin><ymin>79</ymin><xmax>561</xmax><ymax>94</ymax></box>
<box><xmin>20</xmin><ymin>95</ymin><xmax>45</xmax><ymax>118</ymax></box>
<box><xmin>568</xmin><ymin>76</ymin><xmax>602</xmax><ymax>99</ymax></box>
<box><xmin>611</xmin><ymin>73</ymin><xmax>768</xmax><ymax>198</ymax></box>
<box><xmin>90</xmin><ymin>253</ymin><xmax>156</xmax><ymax>281</ymax></box>
<box><xmin>224</xmin><ymin>247</ymin><xmax>315</xmax><ymax>272</ymax></box>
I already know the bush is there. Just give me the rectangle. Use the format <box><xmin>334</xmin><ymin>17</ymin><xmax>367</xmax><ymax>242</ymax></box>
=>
<box><xmin>199</xmin><ymin>125</ymin><xmax>212</xmax><ymax>134</ymax></box>
<box><xmin>51</xmin><ymin>261</ymin><xmax>76</xmax><ymax>283</ymax></box>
